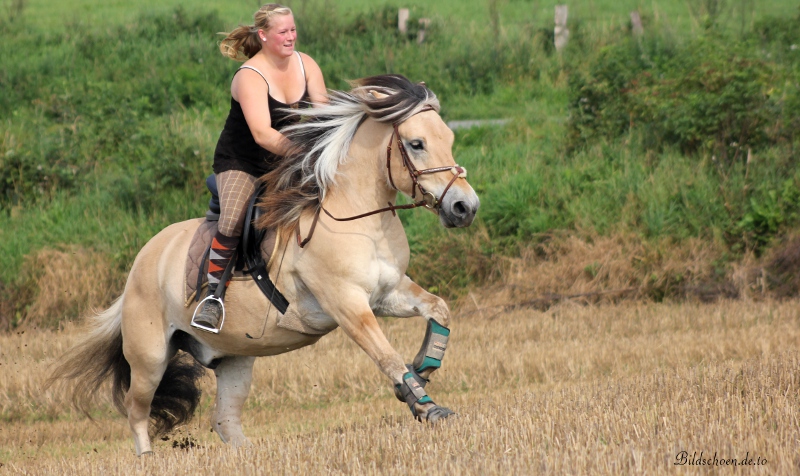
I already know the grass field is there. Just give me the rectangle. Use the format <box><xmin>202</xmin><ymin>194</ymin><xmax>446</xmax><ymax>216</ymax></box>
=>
<box><xmin>2</xmin><ymin>298</ymin><xmax>799</xmax><ymax>473</ymax></box>
<box><xmin>8</xmin><ymin>0</ymin><xmax>666</xmax><ymax>30</ymax></box>
<box><xmin>20</xmin><ymin>0</ymin><xmax>800</xmax><ymax>32</ymax></box>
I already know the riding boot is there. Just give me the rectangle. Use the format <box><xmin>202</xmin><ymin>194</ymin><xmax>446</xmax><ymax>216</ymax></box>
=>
<box><xmin>193</xmin><ymin>284</ymin><xmax>222</xmax><ymax>330</ymax></box>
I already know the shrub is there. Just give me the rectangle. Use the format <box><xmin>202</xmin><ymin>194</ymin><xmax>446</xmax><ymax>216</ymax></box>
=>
<box><xmin>567</xmin><ymin>32</ymin><xmax>795</xmax><ymax>162</ymax></box>
<box><xmin>738</xmin><ymin>174</ymin><xmax>800</xmax><ymax>251</ymax></box>
<box><xmin>0</xmin><ymin>7</ymin><xmax>229</xmax><ymax>209</ymax></box>
<box><xmin>633</xmin><ymin>37</ymin><xmax>773</xmax><ymax>164</ymax></box>
<box><xmin>567</xmin><ymin>37</ymin><xmax>654</xmax><ymax>148</ymax></box>
<box><xmin>752</xmin><ymin>7</ymin><xmax>800</xmax><ymax>64</ymax></box>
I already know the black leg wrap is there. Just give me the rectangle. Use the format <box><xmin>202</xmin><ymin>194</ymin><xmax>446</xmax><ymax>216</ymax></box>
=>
<box><xmin>394</xmin><ymin>364</ymin><xmax>429</xmax><ymax>402</ymax></box>
<box><xmin>394</xmin><ymin>372</ymin><xmax>433</xmax><ymax>419</ymax></box>
<box><xmin>412</xmin><ymin>319</ymin><xmax>450</xmax><ymax>374</ymax></box>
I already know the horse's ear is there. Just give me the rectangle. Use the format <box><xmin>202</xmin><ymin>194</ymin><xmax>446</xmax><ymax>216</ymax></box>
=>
<box><xmin>369</xmin><ymin>90</ymin><xmax>388</xmax><ymax>99</ymax></box>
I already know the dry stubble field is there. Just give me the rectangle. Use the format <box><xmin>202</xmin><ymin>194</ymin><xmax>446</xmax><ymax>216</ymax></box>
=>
<box><xmin>1</xmin><ymin>298</ymin><xmax>799</xmax><ymax>474</ymax></box>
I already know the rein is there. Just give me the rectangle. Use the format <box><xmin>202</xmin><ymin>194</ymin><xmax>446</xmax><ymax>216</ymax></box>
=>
<box><xmin>296</xmin><ymin>105</ymin><xmax>466</xmax><ymax>248</ymax></box>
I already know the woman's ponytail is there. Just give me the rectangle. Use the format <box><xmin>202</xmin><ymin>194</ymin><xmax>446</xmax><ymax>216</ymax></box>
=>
<box><xmin>219</xmin><ymin>25</ymin><xmax>261</xmax><ymax>60</ymax></box>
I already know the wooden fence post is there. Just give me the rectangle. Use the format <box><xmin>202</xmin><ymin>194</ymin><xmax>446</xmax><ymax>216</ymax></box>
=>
<box><xmin>398</xmin><ymin>8</ymin><xmax>409</xmax><ymax>34</ymax></box>
<box><xmin>554</xmin><ymin>5</ymin><xmax>569</xmax><ymax>52</ymax></box>
<box><xmin>417</xmin><ymin>18</ymin><xmax>431</xmax><ymax>43</ymax></box>
<box><xmin>630</xmin><ymin>11</ymin><xmax>644</xmax><ymax>36</ymax></box>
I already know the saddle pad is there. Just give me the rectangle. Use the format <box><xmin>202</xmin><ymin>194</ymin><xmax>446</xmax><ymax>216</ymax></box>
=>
<box><xmin>183</xmin><ymin>220</ymin><xmax>279</xmax><ymax>306</ymax></box>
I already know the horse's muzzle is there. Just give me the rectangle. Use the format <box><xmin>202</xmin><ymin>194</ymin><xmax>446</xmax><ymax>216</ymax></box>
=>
<box><xmin>439</xmin><ymin>188</ymin><xmax>480</xmax><ymax>228</ymax></box>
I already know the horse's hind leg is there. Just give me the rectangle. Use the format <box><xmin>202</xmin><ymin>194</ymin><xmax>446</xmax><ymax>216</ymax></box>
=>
<box><xmin>212</xmin><ymin>356</ymin><xmax>255</xmax><ymax>446</ymax></box>
<box><xmin>121</xmin><ymin>304</ymin><xmax>173</xmax><ymax>456</ymax></box>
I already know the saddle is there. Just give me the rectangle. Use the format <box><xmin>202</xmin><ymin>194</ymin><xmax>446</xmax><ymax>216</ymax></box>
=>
<box><xmin>183</xmin><ymin>175</ymin><xmax>289</xmax><ymax>314</ymax></box>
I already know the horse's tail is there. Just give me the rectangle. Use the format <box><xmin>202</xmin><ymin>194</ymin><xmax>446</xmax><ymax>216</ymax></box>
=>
<box><xmin>48</xmin><ymin>295</ymin><xmax>206</xmax><ymax>436</ymax></box>
<box><xmin>47</xmin><ymin>296</ymin><xmax>129</xmax><ymax>418</ymax></box>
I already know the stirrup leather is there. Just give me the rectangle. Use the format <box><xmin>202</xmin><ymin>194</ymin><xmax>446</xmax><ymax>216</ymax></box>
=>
<box><xmin>191</xmin><ymin>295</ymin><xmax>226</xmax><ymax>334</ymax></box>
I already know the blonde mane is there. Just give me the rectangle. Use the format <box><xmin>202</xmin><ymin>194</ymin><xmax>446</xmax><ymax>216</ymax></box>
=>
<box><xmin>257</xmin><ymin>74</ymin><xmax>440</xmax><ymax>231</ymax></box>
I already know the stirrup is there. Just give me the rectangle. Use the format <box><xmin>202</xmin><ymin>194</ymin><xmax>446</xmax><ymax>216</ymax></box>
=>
<box><xmin>191</xmin><ymin>295</ymin><xmax>226</xmax><ymax>334</ymax></box>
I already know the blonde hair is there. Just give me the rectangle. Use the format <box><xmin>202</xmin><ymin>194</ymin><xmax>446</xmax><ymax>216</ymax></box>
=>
<box><xmin>219</xmin><ymin>4</ymin><xmax>293</xmax><ymax>61</ymax></box>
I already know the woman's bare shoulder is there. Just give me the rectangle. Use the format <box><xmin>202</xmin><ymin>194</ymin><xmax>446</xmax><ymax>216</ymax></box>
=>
<box><xmin>298</xmin><ymin>52</ymin><xmax>322</xmax><ymax>72</ymax></box>
<box><xmin>231</xmin><ymin>60</ymin><xmax>271</xmax><ymax>101</ymax></box>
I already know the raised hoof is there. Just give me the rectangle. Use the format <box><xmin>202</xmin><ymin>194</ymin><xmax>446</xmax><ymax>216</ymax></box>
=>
<box><xmin>424</xmin><ymin>405</ymin><xmax>455</xmax><ymax>423</ymax></box>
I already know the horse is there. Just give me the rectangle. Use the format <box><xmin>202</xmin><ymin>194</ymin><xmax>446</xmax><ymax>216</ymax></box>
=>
<box><xmin>49</xmin><ymin>74</ymin><xmax>480</xmax><ymax>456</ymax></box>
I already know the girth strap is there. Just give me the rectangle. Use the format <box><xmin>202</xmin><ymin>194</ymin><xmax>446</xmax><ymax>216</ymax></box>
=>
<box><xmin>242</xmin><ymin>260</ymin><xmax>289</xmax><ymax>314</ymax></box>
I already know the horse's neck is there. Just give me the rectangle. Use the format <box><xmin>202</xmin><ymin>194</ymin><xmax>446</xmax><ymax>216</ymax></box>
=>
<box><xmin>324</xmin><ymin>120</ymin><xmax>396</xmax><ymax>216</ymax></box>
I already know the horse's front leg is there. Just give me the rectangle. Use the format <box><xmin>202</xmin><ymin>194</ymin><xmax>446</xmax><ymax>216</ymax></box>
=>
<box><xmin>376</xmin><ymin>275</ymin><xmax>452</xmax><ymax>380</ymax></box>
<box><xmin>315</xmin><ymin>283</ymin><xmax>453</xmax><ymax>422</ymax></box>
<box><xmin>374</xmin><ymin>275</ymin><xmax>455</xmax><ymax>422</ymax></box>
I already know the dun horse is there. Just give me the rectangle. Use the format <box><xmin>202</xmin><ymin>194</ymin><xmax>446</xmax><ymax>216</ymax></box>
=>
<box><xmin>50</xmin><ymin>75</ymin><xmax>480</xmax><ymax>456</ymax></box>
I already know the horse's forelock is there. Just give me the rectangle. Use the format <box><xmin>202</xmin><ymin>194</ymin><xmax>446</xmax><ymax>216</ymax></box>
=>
<box><xmin>352</xmin><ymin>75</ymin><xmax>439</xmax><ymax>123</ymax></box>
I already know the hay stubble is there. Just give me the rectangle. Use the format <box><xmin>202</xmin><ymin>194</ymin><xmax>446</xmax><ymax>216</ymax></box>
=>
<box><xmin>1</xmin><ymin>299</ymin><xmax>799</xmax><ymax>474</ymax></box>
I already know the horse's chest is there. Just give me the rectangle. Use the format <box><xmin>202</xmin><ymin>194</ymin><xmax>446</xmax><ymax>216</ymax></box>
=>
<box><xmin>369</xmin><ymin>250</ymin><xmax>405</xmax><ymax>302</ymax></box>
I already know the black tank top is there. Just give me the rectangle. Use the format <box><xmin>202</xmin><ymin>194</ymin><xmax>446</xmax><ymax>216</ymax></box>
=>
<box><xmin>213</xmin><ymin>55</ymin><xmax>310</xmax><ymax>178</ymax></box>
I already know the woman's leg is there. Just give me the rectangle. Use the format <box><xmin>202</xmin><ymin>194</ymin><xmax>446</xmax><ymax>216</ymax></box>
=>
<box><xmin>193</xmin><ymin>170</ymin><xmax>257</xmax><ymax>330</ymax></box>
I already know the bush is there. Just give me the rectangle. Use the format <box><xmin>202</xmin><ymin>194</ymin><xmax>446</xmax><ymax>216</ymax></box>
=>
<box><xmin>567</xmin><ymin>37</ymin><xmax>655</xmax><ymax>148</ymax></box>
<box><xmin>0</xmin><ymin>7</ymin><xmax>229</xmax><ymax>209</ymax></box>
<box><xmin>738</xmin><ymin>173</ymin><xmax>800</xmax><ymax>251</ymax></box>
<box><xmin>634</xmin><ymin>38</ymin><xmax>773</xmax><ymax>163</ymax></box>
<box><xmin>481</xmin><ymin>172</ymin><xmax>571</xmax><ymax>240</ymax></box>
<box><xmin>567</xmin><ymin>32</ymin><xmax>796</xmax><ymax>163</ymax></box>
<box><xmin>752</xmin><ymin>8</ymin><xmax>800</xmax><ymax>65</ymax></box>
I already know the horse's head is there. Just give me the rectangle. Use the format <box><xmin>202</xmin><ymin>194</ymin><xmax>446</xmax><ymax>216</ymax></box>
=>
<box><xmin>390</xmin><ymin>110</ymin><xmax>480</xmax><ymax>228</ymax></box>
<box><xmin>261</xmin><ymin>74</ymin><xmax>480</xmax><ymax>234</ymax></box>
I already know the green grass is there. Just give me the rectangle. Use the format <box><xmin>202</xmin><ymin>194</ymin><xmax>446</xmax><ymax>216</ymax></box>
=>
<box><xmin>20</xmin><ymin>0</ymin><xmax>800</xmax><ymax>32</ymax></box>
<box><xmin>1</xmin><ymin>0</ymin><xmax>799</xmax><ymax>324</ymax></box>
<box><xmin>0</xmin><ymin>187</ymin><xmax>205</xmax><ymax>277</ymax></box>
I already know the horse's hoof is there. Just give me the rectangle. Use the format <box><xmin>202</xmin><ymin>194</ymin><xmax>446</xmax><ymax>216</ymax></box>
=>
<box><xmin>425</xmin><ymin>405</ymin><xmax>455</xmax><ymax>423</ymax></box>
<box><xmin>139</xmin><ymin>450</ymin><xmax>155</xmax><ymax>457</ymax></box>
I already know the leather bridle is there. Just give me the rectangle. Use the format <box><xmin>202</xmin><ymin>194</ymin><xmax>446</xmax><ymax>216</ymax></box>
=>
<box><xmin>296</xmin><ymin>105</ymin><xmax>467</xmax><ymax>248</ymax></box>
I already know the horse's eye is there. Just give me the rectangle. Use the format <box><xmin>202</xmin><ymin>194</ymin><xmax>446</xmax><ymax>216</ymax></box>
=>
<box><xmin>409</xmin><ymin>139</ymin><xmax>425</xmax><ymax>151</ymax></box>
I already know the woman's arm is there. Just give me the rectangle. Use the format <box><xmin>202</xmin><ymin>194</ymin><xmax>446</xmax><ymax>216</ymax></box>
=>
<box><xmin>232</xmin><ymin>69</ymin><xmax>293</xmax><ymax>156</ymax></box>
<box><xmin>300</xmin><ymin>53</ymin><xmax>328</xmax><ymax>106</ymax></box>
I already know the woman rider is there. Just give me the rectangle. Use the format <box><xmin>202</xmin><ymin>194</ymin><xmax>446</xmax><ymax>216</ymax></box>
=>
<box><xmin>193</xmin><ymin>3</ymin><xmax>327</xmax><ymax>331</ymax></box>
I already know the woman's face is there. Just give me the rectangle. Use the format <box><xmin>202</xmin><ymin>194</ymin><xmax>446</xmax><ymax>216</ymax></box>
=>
<box><xmin>261</xmin><ymin>14</ymin><xmax>297</xmax><ymax>58</ymax></box>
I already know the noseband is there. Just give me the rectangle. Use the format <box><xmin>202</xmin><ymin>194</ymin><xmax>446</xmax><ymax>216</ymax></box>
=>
<box><xmin>296</xmin><ymin>105</ymin><xmax>467</xmax><ymax>248</ymax></box>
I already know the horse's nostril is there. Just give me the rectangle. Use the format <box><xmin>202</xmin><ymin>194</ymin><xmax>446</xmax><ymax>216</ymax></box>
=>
<box><xmin>453</xmin><ymin>201</ymin><xmax>467</xmax><ymax>217</ymax></box>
